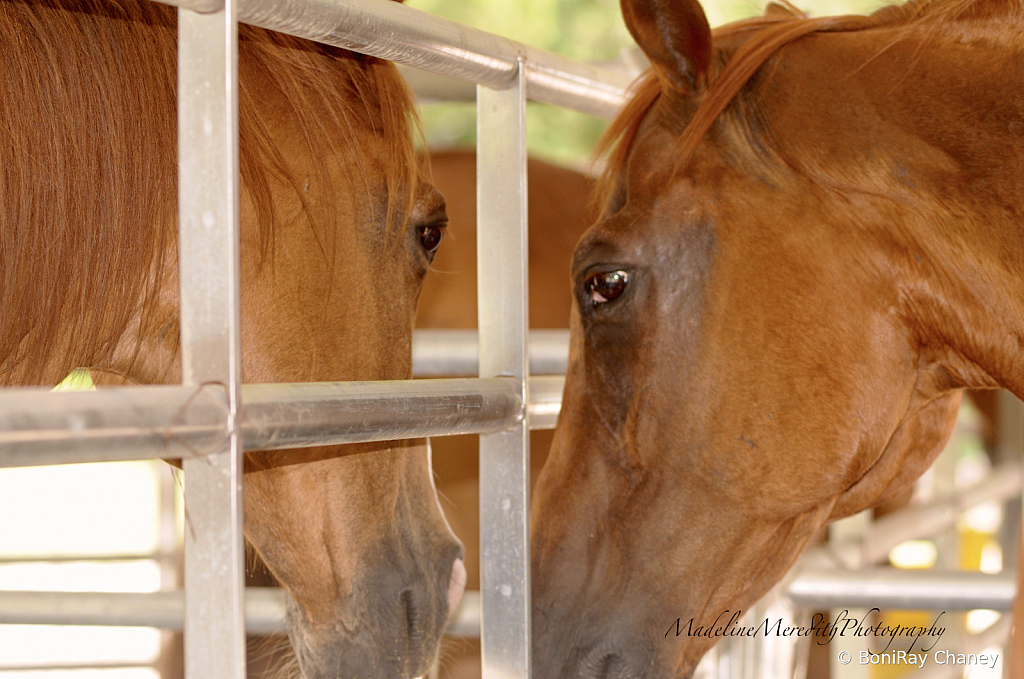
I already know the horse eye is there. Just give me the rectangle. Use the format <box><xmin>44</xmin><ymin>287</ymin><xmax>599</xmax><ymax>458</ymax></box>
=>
<box><xmin>419</xmin><ymin>224</ymin><xmax>444</xmax><ymax>255</ymax></box>
<box><xmin>585</xmin><ymin>270</ymin><xmax>629</xmax><ymax>305</ymax></box>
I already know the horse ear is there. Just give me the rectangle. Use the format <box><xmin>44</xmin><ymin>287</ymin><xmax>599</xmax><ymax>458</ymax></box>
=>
<box><xmin>765</xmin><ymin>2</ymin><xmax>807</xmax><ymax>19</ymax></box>
<box><xmin>620</xmin><ymin>0</ymin><xmax>712</xmax><ymax>94</ymax></box>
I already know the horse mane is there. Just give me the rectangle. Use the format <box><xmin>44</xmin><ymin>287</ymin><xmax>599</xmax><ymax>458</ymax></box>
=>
<box><xmin>594</xmin><ymin>0</ymin><xmax>1024</xmax><ymax>210</ymax></box>
<box><xmin>0</xmin><ymin>0</ymin><xmax>419</xmax><ymax>385</ymax></box>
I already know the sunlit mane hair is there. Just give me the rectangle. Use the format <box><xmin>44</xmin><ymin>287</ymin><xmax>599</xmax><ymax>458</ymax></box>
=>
<box><xmin>0</xmin><ymin>0</ymin><xmax>420</xmax><ymax>385</ymax></box>
<box><xmin>594</xmin><ymin>0</ymin><xmax>1024</xmax><ymax>210</ymax></box>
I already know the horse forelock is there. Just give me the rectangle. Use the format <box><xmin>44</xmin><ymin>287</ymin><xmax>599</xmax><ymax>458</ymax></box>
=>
<box><xmin>0</xmin><ymin>0</ymin><xmax>419</xmax><ymax>386</ymax></box>
<box><xmin>239</xmin><ymin>29</ymin><xmax>421</xmax><ymax>268</ymax></box>
<box><xmin>593</xmin><ymin>0</ymin><xmax>1024</xmax><ymax>212</ymax></box>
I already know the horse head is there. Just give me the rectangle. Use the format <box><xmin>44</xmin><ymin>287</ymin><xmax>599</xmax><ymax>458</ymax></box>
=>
<box><xmin>530</xmin><ymin>0</ymin><xmax>1024</xmax><ymax>675</ymax></box>
<box><xmin>234</xmin><ymin>32</ymin><xmax>465</xmax><ymax>679</ymax></box>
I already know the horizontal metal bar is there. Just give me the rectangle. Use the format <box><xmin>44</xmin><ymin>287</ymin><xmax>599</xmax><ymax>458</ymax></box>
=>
<box><xmin>0</xmin><ymin>662</ymin><xmax>157</xmax><ymax>672</ymax></box>
<box><xmin>0</xmin><ymin>376</ymin><xmax>564</xmax><ymax>466</ymax></box>
<box><xmin>9</xmin><ymin>567</ymin><xmax>1006</xmax><ymax>639</ymax></box>
<box><xmin>803</xmin><ymin>464</ymin><xmax>1022</xmax><ymax>569</ymax></box>
<box><xmin>241</xmin><ymin>378</ymin><xmax>522</xmax><ymax>450</ymax></box>
<box><xmin>0</xmin><ymin>589</ymin><xmax>285</xmax><ymax>635</ymax></box>
<box><xmin>0</xmin><ymin>552</ymin><xmax>177</xmax><ymax>564</ymax></box>
<box><xmin>153</xmin><ymin>0</ymin><xmax>637</xmax><ymax>120</ymax></box>
<box><xmin>0</xmin><ymin>588</ymin><xmax>479</xmax><ymax>637</ymax></box>
<box><xmin>413</xmin><ymin>330</ymin><xmax>568</xmax><ymax>377</ymax></box>
<box><xmin>0</xmin><ymin>384</ymin><xmax>229</xmax><ymax>467</ymax></box>
<box><xmin>528</xmin><ymin>376</ymin><xmax>563</xmax><ymax>430</ymax></box>
<box><xmin>787</xmin><ymin>568</ymin><xmax>1015</xmax><ymax>611</ymax></box>
<box><xmin>150</xmin><ymin>0</ymin><xmax>224</xmax><ymax>14</ymax></box>
<box><xmin>447</xmin><ymin>590</ymin><xmax>481</xmax><ymax>638</ymax></box>
<box><xmin>169</xmin><ymin>0</ymin><xmax>630</xmax><ymax>119</ymax></box>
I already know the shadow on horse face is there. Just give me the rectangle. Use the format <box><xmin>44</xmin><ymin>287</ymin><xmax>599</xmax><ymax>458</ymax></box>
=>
<box><xmin>530</xmin><ymin>0</ymin><xmax>1024</xmax><ymax>675</ymax></box>
<box><xmin>0</xmin><ymin>1</ymin><xmax>462</xmax><ymax>676</ymax></box>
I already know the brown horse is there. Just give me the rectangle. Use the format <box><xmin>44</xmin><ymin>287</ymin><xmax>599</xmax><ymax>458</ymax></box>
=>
<box><xmin>416</xmin><ymin>149</ymin><xmax>595</xmax><ymax>679</ymax></box>
<box><xmin>0</xmin><ymin>0</ymin><xmax>464</xmax><ymax>676</ymax></box>
<box><xmin>529</xmin><ymin>0</ymin><xmax>1024</xmax><ymax>675</ymax></box>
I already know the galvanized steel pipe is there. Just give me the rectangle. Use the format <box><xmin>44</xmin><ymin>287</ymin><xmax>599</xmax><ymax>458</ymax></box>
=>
<box><xmin>0</xmin><ymin>378</ymin><xmax>528</xmax><ymax>466</ymax></box>
<box><xmin>2</xmin><ymin>566</ymin><xmax>1013</xmax><ymax>640</ymax></box>
<box><xmin>241</xmin><ymin>377</ymin><xmax>523</xmax><ymax>449</ymax></box>
<box><xmin>0</xmin><ymin>587</ymin><xmax>478</xmax><ymax>637</ymax></box>
<box><xmin>412</xmin><ymin>329</ymin><xmax>569</xmax><ymax>377</ymax></box>
<box><xmin>786</xmin><ymin>568</ymin><xmax>1015</xmax><ymax>611</ymax></box>
<box><xmin>0</xmin><ymin>384</ymin><xmax>230</xmax><ymax>467</ymax></box>
<box><xmin>153</xmin><ymin>0</ymin><xmax>631</xmax><ymax>118</ymax></box>
<box><xmin>0</xmin><ymin>589</ymin><xmax>287</xmax><ymax>635</ymax></box>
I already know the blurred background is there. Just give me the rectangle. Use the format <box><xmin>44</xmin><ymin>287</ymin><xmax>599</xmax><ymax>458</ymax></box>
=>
<box><xmin>407</xmin><ymin>0</ymin><xmax>886</xmax><ymax>169</ymax></box>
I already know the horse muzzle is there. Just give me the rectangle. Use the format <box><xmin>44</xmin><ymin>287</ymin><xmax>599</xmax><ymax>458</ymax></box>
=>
<box><xmin>285</xmin><ymin>544</ymin><xmax>464</xmax><ymax>679</ymax></box>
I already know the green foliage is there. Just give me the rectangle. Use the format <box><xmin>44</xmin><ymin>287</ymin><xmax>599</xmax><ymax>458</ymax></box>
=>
<box><xmin>410</xmin><ymin>0</ymin><xmax>890</xmax><ymax>166</ymax></box>
<box><xmin>409</xmin><ymin>0</ymin><xmax>635</xmax><ymax>167</ymax></box>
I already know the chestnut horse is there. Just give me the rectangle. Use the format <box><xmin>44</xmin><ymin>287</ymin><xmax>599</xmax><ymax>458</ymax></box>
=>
<box><xmin>529</xmin><ymin>0</ymin><xmax>1024</xmax><ymax>676</ymax></box>
<box><xmin>0</xmin><ymin>0</ymin><xmax>463</xmax><ymax>676</ymax></box>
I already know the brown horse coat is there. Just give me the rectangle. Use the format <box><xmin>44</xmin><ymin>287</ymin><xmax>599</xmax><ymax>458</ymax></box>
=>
<box><xmin>529</xmin><ymin>0</ymin><xmax>1024</xmax><ymax>676</ymax></box>
<box><xmin>1</xmin><ymin>1</ymin><xmax>462</xmax><ymax>676</ymax></box>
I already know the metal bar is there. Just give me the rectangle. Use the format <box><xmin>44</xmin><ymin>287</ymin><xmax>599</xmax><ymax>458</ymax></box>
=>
<box><xmin>447</xmin><ymin>590</ymin><xmax>482</xmax><ymax>638</ymax></box>
<box><xmin>477</xmin><ymin>64</ymin><xmax>531</xmax><ymax>679</ymax></box>
<box><xmin>787</xmin><ymin>568</ymin><xmax>1016</xmax><ymax>611</ymax></box>
<box><xmin>0</xmin><ymin>552</ymin><xmax>179</xmax><ymax>564</ymax></box>
<box><xmin>412</xmin><ymin>329</ymin><xmax>569</xmax><ymax>377</ymax></box>
<box><xmin>527</xmin><ymin>375</ymin><xmax>563</xmax><ymax>430</ymax></box>
<box><xmin>828</xmin><ymin>512</ymin><xmax>871</xmax><ymax>679</ymax></box>
<box><xmin>3</xmin><ymin>565</ymin><xmax>1013</xmax><ymax>639</ymax></box>
<box><xmin>0</xmin><ymin>384</ymin><xmax>228</xmax><ymax>467</ymax></box>
<box><xmin>241</xmin><ymin>378</ymin><xmax>523</xmax><ymax>449</ymax></box>
<box><xmin>0</xmin><ymin>663</ymin><xmax>157</xmax><ymax>672</ymax></box>
<box><xmin>0</xmin><ymin>378</ymin><xmax>542</xmax><ymax>466</ymax></box>
<box><xmin>160</xmin><ymin>0</ymin><xmax>629</xmax><ymax>118</ymax></box>
<box><xmin>0</xmin><ymin>589</ymin><xmax>285</xmax><ymax>634</ymax></box>
<box><xmin>177</xmin><ymin>1</ymin><xmax>246</xmax><ymax>676</ymax></box>
<box><xmin>153</xmin><ymin>0</ymin><xmax>630</xmax><ymax>116</ymax></box>
<box><xmin>0</xmin><ymin>587</ymin><xmax>476</xmax><ymax>637</ymax></box>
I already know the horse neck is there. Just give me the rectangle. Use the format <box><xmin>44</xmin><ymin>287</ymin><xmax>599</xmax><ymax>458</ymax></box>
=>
<box><xmin>887</xmin><ymin>25</ymin><xmax>1024</xmax><ymax>396</ymax></box>
<box><xmin>764</xmin><ymin>20</ymin><xmax>1024</xmax><ymax>395</ymax></box>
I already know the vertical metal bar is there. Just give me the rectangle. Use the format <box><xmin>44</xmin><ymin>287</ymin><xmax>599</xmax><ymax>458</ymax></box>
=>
<box><xmin>177</xmin><ymin>1</ymin><xmax>246</xmax><ymax>678</ymax></box>
<box><xmin>477</xmin><ymin>60</ymin><xmax>530</xmax><ymax>679</ymax></box>
<box><xmin>998</xmin><ymin>391</ymin><xmax>1024</xmax><ymax>570</ymax></box>
<box><xmin>829</xmin><ymin>511</ymin><xmax>870</xmax><ymax>679</ymax></box>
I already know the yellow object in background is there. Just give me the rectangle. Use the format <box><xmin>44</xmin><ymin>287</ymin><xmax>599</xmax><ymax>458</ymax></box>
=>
<box><xmin>52</xmin><ymin>367</ymin><xmax>96</xmax><ymax>392</ymax></box>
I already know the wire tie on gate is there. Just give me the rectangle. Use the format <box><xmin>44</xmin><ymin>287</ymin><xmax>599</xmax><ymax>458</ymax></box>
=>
<box><xmin>163</xmin><ymin>380</ymin><xmax>232</xmax><ymax>461</ymax></box>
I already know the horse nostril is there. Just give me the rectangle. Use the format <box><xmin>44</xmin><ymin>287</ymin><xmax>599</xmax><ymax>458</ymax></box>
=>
<box><xmin>583</xmin><ymin>651</ymin><xmax>624</xmax><ymax>679</ymax></box>
<box><xmin>600</xmin><ymin>654</ymin><xmax>618</xmax><ymax>679</ymax></box>
<box><xmin>401</xmin><ymin>588</ymin><xmax>420</xmax><ymax>645</ymax></box>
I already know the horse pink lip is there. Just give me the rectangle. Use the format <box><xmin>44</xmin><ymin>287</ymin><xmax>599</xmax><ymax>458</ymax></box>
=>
<box><xmin>448</xmin><ymin>558</ymin><xmax>467</xmax><ymax>613</ymax></box>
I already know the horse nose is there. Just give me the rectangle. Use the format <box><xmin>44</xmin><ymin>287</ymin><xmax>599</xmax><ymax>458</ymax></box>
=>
<box><xmin>285</xmin><ymin>540</ymin><xmax>468</xmax><ymax>678</ymax></box>
<box><xmin>400</xmin><ymin>547</ymin><xmax>464</xmax><ymax>649</ymax></box>
<box><xmin>447</xmin><ymin>556</ymin><xmax>467</xmax><ymax>613</ymax></box>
